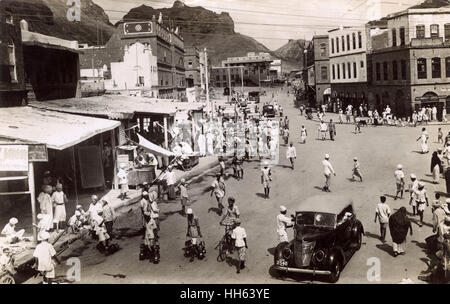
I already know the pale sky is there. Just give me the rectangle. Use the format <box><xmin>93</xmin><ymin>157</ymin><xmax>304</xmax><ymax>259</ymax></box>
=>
<box><xmin>93</xmin><ymin>0</ymin><xmax>423</xmax><ymax>50</ymax></box>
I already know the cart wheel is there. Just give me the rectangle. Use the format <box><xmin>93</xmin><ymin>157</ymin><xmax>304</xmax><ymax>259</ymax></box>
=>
<box><xmin>0</xmin><ymin>273</ymin><xmax>15</xmax><ymax>284</ymax></box>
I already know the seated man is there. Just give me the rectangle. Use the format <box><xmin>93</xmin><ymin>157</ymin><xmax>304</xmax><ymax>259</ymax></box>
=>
<box><xmin>1</xmin><ymin>218</ymin><xmax>25</xmax><ymax>244</ymax></box>
<box><xmin>68</xmin><ymin>211</ymin><xmax>90</xmax><ymax>234</ymax></box>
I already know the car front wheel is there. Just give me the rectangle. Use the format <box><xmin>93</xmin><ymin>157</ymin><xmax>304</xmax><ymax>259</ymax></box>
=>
<box><xmin>328</xmin><ymin>261</ymin><xmax>341</xmax><ymax>283</ymax></box>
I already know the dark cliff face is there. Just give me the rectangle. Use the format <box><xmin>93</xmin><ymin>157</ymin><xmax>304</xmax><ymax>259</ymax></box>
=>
<box><xmin>0</xmin><ymin>0</ymin><xmax>114</xmax><ymax>45</ymax></box>
<box><xmin>271</xmin><ymin>39</ymin><xmax>306</xmax><ymax>71</ymax></box>
<box><xmin>409</xmin><ymin>0</ymin><xmax>450</xmax><ymax>9</ymax></box>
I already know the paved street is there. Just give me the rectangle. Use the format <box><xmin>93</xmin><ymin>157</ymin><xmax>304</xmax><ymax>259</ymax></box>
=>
<box><xmin>24</xmin><ymin>87</ymin><xmax>448</xmax><ymax>284</ymax></box>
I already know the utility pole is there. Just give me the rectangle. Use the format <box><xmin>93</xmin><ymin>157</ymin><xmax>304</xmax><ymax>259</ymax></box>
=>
<box><xmin>258</xmin><ymin>64</ymin><xmax>261</xmax><ymax>92</ymax></box>
<box><xmin>240</xmin><ymin>67</ymin><xmax>244</xmax><ymax>97</ymax></box>
<box><xmin>227</xmin><ymin>66</ymin><xmax>231</xmax><ymax>105</ymax></box>
<box><xmin>204</xmin><ymin>48</ymin><xmax>211</xmax><ymax>117</ymax></box>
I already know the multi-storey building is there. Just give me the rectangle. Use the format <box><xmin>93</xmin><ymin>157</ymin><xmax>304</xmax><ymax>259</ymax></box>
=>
<box><xmin>198</xmin><ymin>49</ymin><xmax>211</xmax><ymax>92</ymax></box>
<box><xmin>370</xmin><ymin>6</ymin><xmax>450</xmax><ymax>118</ymax></box>
<box><xmin>0</xmin><ymin>10</ymin><xmax>26</xmax><ymax>107</ymax></box>
<box><xmin>328</xmin><ymin>21</ymin><xmax>387</xmax><ymax>110</ymax></box>
<box><xmin>184</xmin><ymin>46</ymin><xmax>201</xmax><ymax>88</ymax></box>
<box><xmin>212</xmin><ymin>52</ymin><xmax>273</xmax><ymax>87</ymax></box>
<box><xmin>304</xmin><ymin>35</ymin><xmax>331</xmax><ymax>108</ymax></box>
<box><xmin>1</xmin><ymin>11</ymin><xmax>81</xmax><ymax>107</ymax></box>
<box><xmin>80</xmin><ymin>15</ymin><xmax>186</xmax><ymax>99</ymax></box>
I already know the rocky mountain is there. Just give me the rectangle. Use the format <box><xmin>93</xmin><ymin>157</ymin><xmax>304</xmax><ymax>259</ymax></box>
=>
<box><xmin>0</xmin><ymin>0</ymin><xmax>114</xmax><ymax>45</ymax></box>
<box><xmin>272</xmin><ymin>39</ymin><xmax>307</xmax><ymax>71</ymax></box>
<box><xmin>120</xmin><ymin>1</ymin><xmax>271</xmax><ymax>65</ymax></box>
<box><xmin>409</xmin><ymin>0</ymin><xmax>449</xmax><ymax>8</ymax></box>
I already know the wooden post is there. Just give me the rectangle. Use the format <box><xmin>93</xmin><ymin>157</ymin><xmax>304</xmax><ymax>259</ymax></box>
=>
<box><xmin>163</xmin><ymin>116</ymin><xmax>168</xmax><ymax>149</ymax></box>
<box><xmin>71</xmin><ymin>146</ymin><xmax>79</xmax><ymax>205</ymax></box>
<box><xmin>111</xmin><ymin>128</ymin><xmax>117</xmax><ymax>190</ymax></box>
<box><xmin>28</xmin><ymin>162</ymin><xmax>37</xmax><ymax>246</ymax></box>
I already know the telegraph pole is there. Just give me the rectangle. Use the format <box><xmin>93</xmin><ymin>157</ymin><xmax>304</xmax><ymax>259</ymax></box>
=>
<box><xmin>240</xmin><ymin>67</ymin><xmax>244</xmax><ymax>96</ymax></box>
<box><xmin>204</xmin><ymin>48</ymin><xmax>211</xmax><ymax>117</ymax></box>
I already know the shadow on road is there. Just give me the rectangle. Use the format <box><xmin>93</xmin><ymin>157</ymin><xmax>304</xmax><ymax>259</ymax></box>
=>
<box><xmin>419</xmin><ymin>178</ymin><xmax>437</xmax><ymax>184</ymax></box>
<box><xmin>255</xmin><ymin>193</ymin><xmax>266</xmax><ymax>199</ymax></box>
<box><xmin>383</xmin><ymin>194</ymin><xmax>398</xmax><ymax>200</ymax></box>
<box><xmin>364</xmin><ymin>231</ymin><xmax>382</xmax><ymax>241</ymax></box>
<box><xmin>375</xmin><ymin>243</ymin><xmax>394</xmax><ymax>257</ymax></box>
<box><xmin>208</xmin><ymin>207</ymin><xmax>222</xmax><ymax>215</ymax></box>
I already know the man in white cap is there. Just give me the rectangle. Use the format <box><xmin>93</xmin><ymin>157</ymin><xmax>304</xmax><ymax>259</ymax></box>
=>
<box><xmin>394</xmin><ymin>164</ymin><xmax>405</xmax><ymax>200</ymax></box>
<box><xmin>92</xmin><ymin>211</ymin><xmax>111</xmax><ymax>255</ymax></box>
<box><xmin>88</xmin><ymin>195</ymin><xmax>102</xmax><ymax>221</ymax></box>
<box><xmin>231</xmin><ymin>219</ymin><xmax>248</xmax><ymax>273</ymax></box>
<box><xmin>140</xmin><ymin>191</ymin><xmax>151</xmax><ymax>232</ymax></box>
<box><xmin>261</xmin><ymin>161</ymin><xmax>272</xmax><ymax>199</ymax></box>
<box><xmin>413</xmin><ymin>182</ymin><xmax>429</xmax><ymax>227</ymax></box>
<box><xmin>186</xmin><ymin>208</ymin><xmax>202</xmax><ymax>262</ymax></box>
<box><xmin>351</xmin><ymin>157</ymin><xmax>363</xmax><ymax>182</ymax></box>
<box><xmin>277</xmin><ymin>206</ymin><xmax>293</xmax><ymax>242</ymax></box>
<box><xmin>68</xmin><ymin>211</ymin><xmax>85</xmax><ymax>233</ymax></box>
<box><xmin>179</xmin><ymin>178</ymin><xmax>189</xmax><ymax>216</ymax></box>
<box><xmin>117</xmin><ymin>163</ymin><xmax>129</xmax><ymax>200</ymax></box>
<box><xmin>408</xmin><ymin>173</ymin><xmax>419</xmax><ymax>215</ymax></box>
<box><xmin>102</xmin><ymin>196</ymin><xmax>116</xmax><ymax>238</ymax></box>
<box><xmin>432</xmin><ymin>198</ymin><xmax>448</xmax><ymax>236</ymax></box>
<box><xmin>1</xmin><ymin>218</ymin><xmax>25</xmax><ymax>244</ymax></box>
<box><xmin>148</xmin><ymin>190</ymin><xmax>160</xmax><ymax>234</ymax></box>
<box><xmin>34</xmin><ymin>213</ymin><xmax>52</xmax><ymax>236</ymax></box>
<box><xmin>322</xmin><ymin>154</ymin><xmax>336</xmax><ymax>192</ymax></box>
<box><xmin>163</xmin><ymin>165</ymin><xmax>176</xmax><ymax>200</ymax></box>
<box><xmin>33</xmin><ymin>231</ymin><xmax>60</xmax><ymax>284</ymax></box>
<box><xmin>286</xmin><ymin>142</ymin><xmax>296</xmax><ymax>170</ymax></box>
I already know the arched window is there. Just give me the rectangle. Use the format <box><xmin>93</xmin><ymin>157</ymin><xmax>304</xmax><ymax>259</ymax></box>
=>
<box><xmin>417</xmin><ymin>58</ymin><xmax>427</xmax><ymax>79</ymax></box>
<box><xmin>431</xmin><ymin>57</ymin><xmax>441</xmax><ymax>78</ymax></box>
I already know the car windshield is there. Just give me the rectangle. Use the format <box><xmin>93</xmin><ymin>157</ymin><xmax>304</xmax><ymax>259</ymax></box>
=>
<box><xmin>296</xmin><ymin>212</ymin><xmax>336</xmax><ymax>229</ymax></box>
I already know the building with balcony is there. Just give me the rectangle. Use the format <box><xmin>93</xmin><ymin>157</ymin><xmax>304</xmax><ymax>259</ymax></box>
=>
<box><xmin>329</xmin><ymin>20</ymin><xmax>388</xmax><ymax>111</ymax></box>
<box><xmin>370</xmin><ymin>6</ymin><xmax>450</xmax><ymax>118</ymax></box>
<box><xmin>304</xmin><ymin>35</ymin><xmax>331</xmax><ymax>108</ymax></box>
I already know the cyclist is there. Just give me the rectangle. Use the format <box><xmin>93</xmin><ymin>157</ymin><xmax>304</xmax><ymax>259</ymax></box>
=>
<box><xmin>220</xmin><ymin>197</ymin><xmax>240</xmax><ymax>252</ymax></box>
<box><xmin>186</xmin><ymin>208</ymin><xmax>203</xmax><ymax>262</ymax></box>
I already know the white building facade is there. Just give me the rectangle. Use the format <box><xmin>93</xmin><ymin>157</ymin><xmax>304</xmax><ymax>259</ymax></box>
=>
<box><xmin>108</xmin><ymin>42</ymin><xmax>158</xmax><ymax>96</ymax></box>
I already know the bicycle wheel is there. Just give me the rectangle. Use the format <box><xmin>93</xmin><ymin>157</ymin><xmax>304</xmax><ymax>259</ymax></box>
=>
<box><xmin>217</xmin><ymin>240</ymin><xmax>227</xmax><ymax>262</ymax></box>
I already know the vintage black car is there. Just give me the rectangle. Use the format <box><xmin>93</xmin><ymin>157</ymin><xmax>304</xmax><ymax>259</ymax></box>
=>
<box><xmin>262</xmin><ymin>105</ymin><xmax>276</xmax><ymax>118</ymax></box>
<box><xmin>272</xmin><ymin>195</ymin><xmax>364</xmax><ymax>283</ymax></box>
<box><xmin>248</xmin><ymin>91</ymin><xmax>260</xmax><ymax>103</ymax></box>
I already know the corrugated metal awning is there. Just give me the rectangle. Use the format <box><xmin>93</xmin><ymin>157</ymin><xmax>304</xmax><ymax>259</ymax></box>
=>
<box><xmin>0</xmin><ymin>107</ymin><xmax>120</xmax><ymax>150</ymax></box>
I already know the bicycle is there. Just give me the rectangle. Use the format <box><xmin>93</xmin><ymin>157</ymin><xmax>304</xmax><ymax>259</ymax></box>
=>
<box><xmin>215</xmin><ymin>224</ymin><xmax>234</xmax><ymax>262</ymax></box>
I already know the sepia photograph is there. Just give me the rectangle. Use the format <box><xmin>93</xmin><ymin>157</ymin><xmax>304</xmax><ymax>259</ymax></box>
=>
<box><xmin>0</xmin><ymin>0</ymin><xmax>449</xmax><ymax>290</ymax></box>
